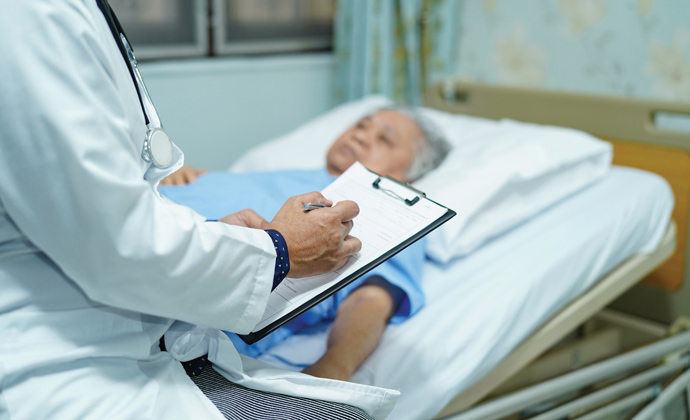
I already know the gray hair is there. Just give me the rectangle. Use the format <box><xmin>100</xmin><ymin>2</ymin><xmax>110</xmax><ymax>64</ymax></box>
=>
<box><xmin>375</xmin><ymin>106</ymin><xmax>451</xmax><ymax>181</ymax></box>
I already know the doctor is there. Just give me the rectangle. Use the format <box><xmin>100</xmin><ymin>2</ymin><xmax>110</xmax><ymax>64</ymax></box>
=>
<box><xmin>0</xmin><ymin>1</ymin><xmax>397</xmax><ymax>419</ymax></box>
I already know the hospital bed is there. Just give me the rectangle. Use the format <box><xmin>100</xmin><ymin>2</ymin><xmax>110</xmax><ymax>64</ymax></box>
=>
<box><xmin>423</xmin><ymin>81</ymin><xmax>690</xmax><ymax>420</ymax></box>
<box><xmin>227</xmin><ymin>81</ymin><xmax>690</xmax><ymax>420</ymax></box>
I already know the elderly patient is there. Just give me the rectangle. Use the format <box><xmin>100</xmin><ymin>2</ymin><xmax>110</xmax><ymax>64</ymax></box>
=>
<box><xmin>160</xmin><ymin>107</ymin><xmax>450</xmax><ymax>381</ymax></box>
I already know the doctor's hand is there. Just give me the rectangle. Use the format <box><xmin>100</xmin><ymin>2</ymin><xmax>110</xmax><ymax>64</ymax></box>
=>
<box><xmin>268</xmin><ymin>192</ymin><xmax>362</xmax><ymax>278</ymax></box>
<box><xmin>160</xmin><ymin>165</ymin><xmax>207</xmax><ymax>186</ymax></box>
<box><xmin>219</xmin><ymin>209</ymin><xmax>270</xmax><ymax>229</ymax></box>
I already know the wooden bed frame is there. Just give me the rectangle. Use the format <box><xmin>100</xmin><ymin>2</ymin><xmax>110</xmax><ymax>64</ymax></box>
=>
<box><xmin>423</xmin><ymin>81</ymin><xmax>690</xmax><ymax>419</ymax></box>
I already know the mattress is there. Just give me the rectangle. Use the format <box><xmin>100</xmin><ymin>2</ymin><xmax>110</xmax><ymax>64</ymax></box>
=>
<box><xmin>243</xmin><ymin>166</ymin><xmax>673</xmax><ymax>420</ymax></box>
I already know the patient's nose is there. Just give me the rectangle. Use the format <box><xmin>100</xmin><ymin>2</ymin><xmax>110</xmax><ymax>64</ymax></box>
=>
<box><xmin>352</xmin><ymin>129</ymin><xmax>371</xmax><ymax>147</ymax></box>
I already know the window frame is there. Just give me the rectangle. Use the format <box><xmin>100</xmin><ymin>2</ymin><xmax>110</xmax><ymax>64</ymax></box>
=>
<box><xmin>211</xmin><ymin>0</ymin><xmax>333</xmax><ymax>56</ymax></box>
<box><xmin>114</xmin><ymin>0</ymin><xmax>209</xmax><ymax>61</ymax></box>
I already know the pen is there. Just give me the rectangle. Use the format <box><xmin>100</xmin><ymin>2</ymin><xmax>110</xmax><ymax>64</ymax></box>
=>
<box><xmin>303</xmin><ymin>202</ymin><xmax>328</xmax><ymax>211</ymax></box>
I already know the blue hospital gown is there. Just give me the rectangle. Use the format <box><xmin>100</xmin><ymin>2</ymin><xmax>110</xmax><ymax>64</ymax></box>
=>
<box><xmin>159</xmin><ymin>168</ymin><xmax>425</xmax><ymax>355</ymax></box>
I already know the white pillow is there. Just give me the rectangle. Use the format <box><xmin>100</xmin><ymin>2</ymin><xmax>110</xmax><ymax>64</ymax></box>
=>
<box><xmin>230</xmin><ymin>96</ymin><xmax>393</xmax><ymax>173</ymax></box>
<box><xmin>230</xmin><ymin>96</ymin><xmax>612</xmax><ymax>263</ymax></box>
<box><xmin>417</xmin><ymin>119</ymin><xmax>611</xmax><ymax>262</ymax></box>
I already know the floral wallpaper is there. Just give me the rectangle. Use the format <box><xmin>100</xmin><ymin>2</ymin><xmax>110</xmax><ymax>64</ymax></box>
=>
<box><xmin>450</xmin><ymin>0</ymin><xmax>690</xmax><ymax>103</ymax></box>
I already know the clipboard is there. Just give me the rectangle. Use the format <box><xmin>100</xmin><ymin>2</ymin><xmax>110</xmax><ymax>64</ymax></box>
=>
<box><xmin>238</xmin><ymin>162</ymin><xmax>455</xmax><ymax>344</ymax></box>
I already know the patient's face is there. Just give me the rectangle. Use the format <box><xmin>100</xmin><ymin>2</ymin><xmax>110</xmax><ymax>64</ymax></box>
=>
<box><xmin>326</xmin><ymin>110</ymin><xmax>422</xmax><ymax>182</ymax></box>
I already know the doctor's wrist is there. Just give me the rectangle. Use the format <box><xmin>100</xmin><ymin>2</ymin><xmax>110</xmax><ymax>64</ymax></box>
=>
<box><xmin>265</xmin><ymin>229</ymin><xmax>290</xmax><ymax>290</ymax></box>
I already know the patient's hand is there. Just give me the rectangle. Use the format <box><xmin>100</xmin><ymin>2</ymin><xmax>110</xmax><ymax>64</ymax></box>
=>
<box><xmin>219</xmin><ymin>209</ymin><xmax>269</xmax><ymax>229</ymax></box>
<box><xmin>268</xmin><ymin>192</ymin><xmax>362</xmax><ymax>278</ymax></box>
<box><xmin>161</xmin><ymin>165</ymin><xmax>207</xmax><ymax>185</ymax></box>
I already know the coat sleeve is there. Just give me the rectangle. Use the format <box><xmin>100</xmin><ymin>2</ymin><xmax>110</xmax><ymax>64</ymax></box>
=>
<box><xmin>0</xmin><ymin>1</ymin><xmax>274</xmax><ymax>334</ymax></box>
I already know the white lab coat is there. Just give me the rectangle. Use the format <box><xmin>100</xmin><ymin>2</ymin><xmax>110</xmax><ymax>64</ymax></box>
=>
<box><xmin>0</xmin><ymin>1</ymin><xmax>397</xmax><ymax>419</ymax></box>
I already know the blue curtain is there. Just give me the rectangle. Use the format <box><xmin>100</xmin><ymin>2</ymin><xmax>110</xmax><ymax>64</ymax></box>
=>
<box><xmin>334</xmin><ymin>0</ymin><xmax>459</xmax><ymax>105</ymax></box>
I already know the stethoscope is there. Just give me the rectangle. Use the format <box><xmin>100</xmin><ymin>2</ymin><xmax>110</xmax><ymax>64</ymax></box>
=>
<box><xmin>96</xmin><ymin>0</ymin><xmax>174</xmax><ymax>169</ymax></box>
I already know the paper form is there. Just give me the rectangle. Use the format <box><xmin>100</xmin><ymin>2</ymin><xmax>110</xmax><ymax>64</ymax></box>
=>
<box><xmin>251</xmin><ymin>162</ymin><xmax>450</xmax><ymax>333</ymax></box>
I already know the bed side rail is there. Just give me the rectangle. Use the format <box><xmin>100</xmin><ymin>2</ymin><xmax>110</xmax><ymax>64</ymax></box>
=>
<box><xmin>442</xmin><ymin>329</ymin><xmax>690</xmax><ymax>420</ymax></box>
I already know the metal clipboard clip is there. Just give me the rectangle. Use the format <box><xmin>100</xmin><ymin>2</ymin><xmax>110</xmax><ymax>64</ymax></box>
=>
<box><xmin>372</xmin><ymin>176</ymin><xmax>426</xmax><ymax>206</ymax></box>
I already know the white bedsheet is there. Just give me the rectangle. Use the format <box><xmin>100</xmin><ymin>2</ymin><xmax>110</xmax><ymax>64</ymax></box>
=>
<box><xmin>248</xmin><ymin>166</ymin><xmax>673</xmax><ymax>420</ymax></box>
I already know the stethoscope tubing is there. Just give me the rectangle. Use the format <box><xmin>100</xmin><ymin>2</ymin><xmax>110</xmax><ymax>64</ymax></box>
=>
<box><xmin>96</xmin><ymin>0</ymin><xmax>173</xmax><ymax>168</ymax></box>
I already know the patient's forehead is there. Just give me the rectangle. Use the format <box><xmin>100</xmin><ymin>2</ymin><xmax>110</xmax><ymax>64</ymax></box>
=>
<box><xmin>359</xmin><ymin>110</ymin><xmax>423</xmax><ymax>145</ymax></box>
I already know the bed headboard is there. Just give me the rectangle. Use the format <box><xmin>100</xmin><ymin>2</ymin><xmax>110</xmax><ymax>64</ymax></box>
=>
<box><xmin>424</xmin><ymin>81</ymin><xmax>690</xmax><ymax>292</ymax></box>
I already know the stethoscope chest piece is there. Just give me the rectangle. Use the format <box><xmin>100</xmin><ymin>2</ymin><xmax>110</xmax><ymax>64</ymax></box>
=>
<box><xmin>142</xmin><ymin>128</ymin><xmax>174</xmax><ymax>168</ymax></box>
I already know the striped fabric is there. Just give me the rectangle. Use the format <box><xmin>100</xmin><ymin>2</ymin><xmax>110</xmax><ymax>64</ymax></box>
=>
<box><xmin>191</xmin><ymin>364</ymin><xmax>374</xmax><ymax>420</ymax></box>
